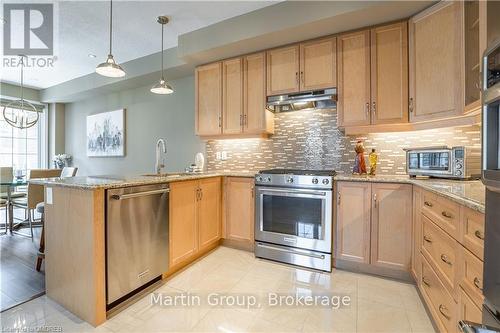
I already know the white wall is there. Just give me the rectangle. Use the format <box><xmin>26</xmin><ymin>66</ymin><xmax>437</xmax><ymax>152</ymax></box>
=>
<box><xmin>64</xmin><ymin>75</ymin><xmax>205</xmax><ymax>176</ymax></box>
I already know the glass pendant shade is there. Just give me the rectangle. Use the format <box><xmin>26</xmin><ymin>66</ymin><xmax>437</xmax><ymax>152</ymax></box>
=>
<box><xmin>96</xmin><ymin>54</ymin><xmax>126</xmax><ymax>77</ymax></box>
<box><xmin>151</xmin><ymin>79</ymin><xmax>173</xmax><ymax>94</ymax></box>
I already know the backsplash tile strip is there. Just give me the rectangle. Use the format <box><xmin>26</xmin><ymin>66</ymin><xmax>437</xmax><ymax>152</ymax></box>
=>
<box><xmin>206</xmin><ymin>109</ymin><xmax>481</xmax><ymax>175</ymax></box>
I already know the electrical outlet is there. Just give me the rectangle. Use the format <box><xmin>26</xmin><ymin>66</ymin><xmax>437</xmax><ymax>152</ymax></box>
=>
<box><xmin>215</xmin><ymin>152</ymin><xmax>222</xmax><ymax>160</ymax></box>
<box><xmin>221</xmin><ymin>151</ymin><xmax>228</xmax><ymax>160</ymax></box>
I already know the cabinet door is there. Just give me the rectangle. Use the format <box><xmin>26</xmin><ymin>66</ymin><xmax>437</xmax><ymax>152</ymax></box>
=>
<box><xmin>371</xmin><ymin>22</ymin><xmax>409</xmax><ymax>125</ymax></box>
<box><xmin>371</xmin><ymin>183</ymin><xmax>413</xmax><ymax>271</ymax></box>
<box><xmin>409</xmin><ymin>1</ymin><xmax>464</xmax><ymax>122</ymax></box>
<box><xmin>266</xmin><ymin>45</ymin><xmax>300</xmax><ymax>96</ymax></box>
<box><xmin>412</xmin><ymin>187</ymin><xmax>423</xmax><ymax>283</ymax></box>
<box><xmin>224</xmin><ymin>177</ymin><xmax>254</xmax><ymax>243</ymax></box>
<box><xmin>198</xmin><ymin>177</ymin><xmax>222</xmax><ymax>252</ymax></box>
<box><xmin>337</xmin><ymin>30</ymin><xmax>371</xmax><ymax>127</ymax></box>
<box><xmin>300</xmin><ymin>37</ymin><xmax>337</xmax><ymax>91</ymax></box>
<box><xmin>459</xmin><ymin>287</ymin><xmax>483</xmax><ymax>325</ymax></box>
<box><xmin>223</xmin><ymin>58</ymin><xmax>244</xmax><ymax>134</ymax></box>
<box><xmin>244</xmin><ymin>52</ymin><xmax>267</xmax><ymax>134</ymax></box>
<box><xmin>336</xmin><ymin>182</ymin><xmax>371</xmax><ymax>264</ymax></box>
<box><xmin>196</xmin><ymin>62</ymin><xmax>222</xmax><ymax>136</ymax></box>
<box><xmin>169</xmin><ymin>180</ymin><xmax>198</xmax><ymax>268</ymax></box>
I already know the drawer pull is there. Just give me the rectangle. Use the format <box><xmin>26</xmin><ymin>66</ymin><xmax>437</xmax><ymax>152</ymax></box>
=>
<box><xmin>441</xmin><ymin>211</ymin><xmax>453</xmax><ymax>219</ymax></box>
<box><xmin>423</xmin><ymin>235</ymin><xmax>433</xmax><ymax>243</ymax></box>
<box><xmin>474</xmin><ymin>230</ymin><xmax>484</xmax><ymax>240</ymax></box>
<box><xmin>440</xmin><ymin>254</ymin><xmax>452</xmax><ymax>265</ymax></box>
<box><xmin>424</xmin><ymin>201</ymin><xmax>433</xmax><ymax>207</ymax></box>
<box><xmin>422</xmin><ymin>277</ymin><xmax>431</xmax><ymax>287</ymax></box>
<box><xmin>473</xmin><ymin>277</ymin><xmax>483</xmax><ymax>291</ymax></box>
<box><xmin>438</xmin><ymin>304</ymin><xmax>451</xmax><ymax>319</ymax></box>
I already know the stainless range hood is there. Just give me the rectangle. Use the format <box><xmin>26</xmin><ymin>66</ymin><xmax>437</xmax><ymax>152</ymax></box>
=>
<box><xmin>266</xmin><ymin>88</ymin><xmax>336</xmax><ymax>113</ymax></box>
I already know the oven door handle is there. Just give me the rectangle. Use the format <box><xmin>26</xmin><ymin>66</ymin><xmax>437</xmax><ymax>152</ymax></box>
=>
<box><xmin>256</xmin><ymin>243</ymin><xmax>326</xmax><ymax>259</ymax></box>
<box><xmin>259</xmin><ymin>188</ymin><xmax>328</xmax><ymax>197</ymax></box>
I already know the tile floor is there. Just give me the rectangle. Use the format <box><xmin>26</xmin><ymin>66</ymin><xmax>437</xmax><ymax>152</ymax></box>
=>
<box><xmin>0</xmin><ymin>247</ymin><xmax>435</xmax><ymax>332</ymax></box>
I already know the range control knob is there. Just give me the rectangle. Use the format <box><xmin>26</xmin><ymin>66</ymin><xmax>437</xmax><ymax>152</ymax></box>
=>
<box><xmin>322</xmin><ymin>179</ymin><xmax>330</xmax><ymax>185</ymax></box>
<box><xmin>286</xmin><ymin>176</ymin><xmax>294</xmax><ymax>183</ymax></box>
<box><xmin>312</xmin><ymin>178</ymin><xmax>319</xmax><ymax>184</ymax></box>
<box><xmin>456</xmin><ymin>170</ymin><xmax>463</xmax><ymax>176</ymax></box>
<box><xmin>256</xmin><ymin>176</ymin><xmax>262</xmax><ymax>182</ymax></box>
<box><xmin>456</xmin><ymin>163</ymin><xmax>463</xmax><ymax>169</ymax></box>
<box><xmin>266</xmin><ymin>176</ymin><xmax>272</xmax><ymax>182</ymax></box>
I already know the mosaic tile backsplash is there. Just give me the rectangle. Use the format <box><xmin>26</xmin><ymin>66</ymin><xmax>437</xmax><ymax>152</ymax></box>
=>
<box><xmin>205</xmin><ymin>109</ymin><xmax>481</xmax><ymax>175</ymax></box>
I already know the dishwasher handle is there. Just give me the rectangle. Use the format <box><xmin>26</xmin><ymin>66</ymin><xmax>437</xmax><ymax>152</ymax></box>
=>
<box><xmin>111</xmin><ymin>188</ymin><xmax>170</xmax><ymax>200</ymax></box>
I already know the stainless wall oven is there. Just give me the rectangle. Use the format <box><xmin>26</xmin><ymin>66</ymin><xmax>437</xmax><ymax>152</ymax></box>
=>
<box><xmin>254</xmin><ymin>169</ymin><xmax>334</xmax><ymax>271</ymax></box>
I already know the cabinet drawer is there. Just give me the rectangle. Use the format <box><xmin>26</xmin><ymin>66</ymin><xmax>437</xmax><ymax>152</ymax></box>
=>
<box><xmin>420</xmin><ymin>254</ymin><xmax>457</xmax><ymax>333</ymax></box>
<box><xmin>459</xmin><ymin>245</ymin><xmax>484</xmax><ymax>309</ymax></box>
<box><xmin>460</xmin><ymin>207</ymin><xmax>485</xmax><ymax>260</ymax></box>
<box><xmin>459</xmin><ymin>287</ymin><xmax>482</xmax><ymax>325</ymax></box>
<box><xmin>422</xmin><ymin>190</ymin><xmax>460</xmax><ymax>239</ymax></box>
<box><xmin>422</xmin><ymin>214</ymin><xmax>458</xmax><ymax>299</ymax></box>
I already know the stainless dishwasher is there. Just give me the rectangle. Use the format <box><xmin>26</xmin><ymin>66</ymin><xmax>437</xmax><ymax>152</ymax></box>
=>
<box><xmin>106</xmin><ymin>183</ymin><xmax>169</xmax><ymax>306</ymax></box>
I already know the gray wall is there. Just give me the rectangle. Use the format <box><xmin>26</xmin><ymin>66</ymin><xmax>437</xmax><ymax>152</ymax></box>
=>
<box><xmin>64</xmin><ymin>75</ymin><xmax>205</xmax><ymax>176</ymax></box>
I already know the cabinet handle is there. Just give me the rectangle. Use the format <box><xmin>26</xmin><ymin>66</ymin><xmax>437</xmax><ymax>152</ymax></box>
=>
<box><xmin>474</xmin><ymin>230</ymin><xmax>484</xmax><ymax>240</ymax></box>
<box><xmin>300</xmin><ymin>71</ymin><xmax>304</xmax><ymax>84</ymax></box>
<box><xmin>474</xmin><ymin>277</ymin><xmax>483</xmax><ymax>291</ymax></box>
<box><xmin>240</xmin><ymin>114</ymin><xmax>243</xmax><ymax>126</ymax></box>
<box><xmin>423</xmin><ymin>235</ymin><xmax>432</xmax><ymax>243</ymax></box>
<box><xmin>196</xmin><ymin>188</ymin><xmax>201</xmax><ymax>201</ymax></box>
<box><xmin>422</xmin><ymin>277</ymin><xmax>431</xmax><ymax>287</ymax></box>
<box><xmin>200</xmin><ymin>188</ymin><xmax>203</xmax><ymax>201</ymax></box>
<box><xmin>244</xmin><ymin>114</ymin><xmax>247</xmax><ymax>126</ymax></box>
<box><xmin>337</xmin><ymin>192</ymin><xmax>341</xmax><ymax>206</ymax></box>
<box><xmin>296</xmin><ymin>72</ymin><xmax>299</xmax><ymax>85</ymax></box>
<box><xmin>365</xmin><ymin>102</ymin><xmax>370</xmax><ymax>117</ymax></box>
<box><xmin>438</xmin><ymin>305</ymin><xmax>451</xmax><ymax>319</ymax></box>
<box><xmin>218</xmin><ymin>115</ymin><xmax>222</xmax><ymax>128</ymax></box>
<box><xmin>372</xmin><ymin>101</ymin><xmax>376</xmax><ymax>116</ymax></box>
<box><xmin>441</xmin><ymin>211</ymin><xmax>453</xmax><ymax>219</ymax></box>
<box><xmin>440</xmin><ymin>254</ymin><xmax>452</xmax><ymax>265</ymax></box>
<box><xmin>409</xmin><ymin>98</ymin><xmax>414</xmax><ymax>113</ymax></box>
<box><xmin>373</xmin><ymin>193</ymin><xmax>377</xmax><ymax>208</ymax></box>
<box><xmin>424</xmin><ymin>201</ymin><xmax>433</xmax><ymax>207</ymax></box>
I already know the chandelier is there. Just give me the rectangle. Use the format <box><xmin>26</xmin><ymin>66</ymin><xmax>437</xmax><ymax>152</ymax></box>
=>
<box><xmin>3</xmin><ymin>55</ymin><xmax>40</xmax><ymax>129</ymax></box>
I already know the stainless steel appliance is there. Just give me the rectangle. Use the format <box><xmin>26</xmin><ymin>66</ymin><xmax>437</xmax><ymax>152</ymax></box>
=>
<box><xmin>479</xmin><ymin>39</ymin><xmax>500</xmax><ymax>331</ymax></box>
<box><xmin>254</xmin><ymin>169</ymin><xmax>335</xmax><ymax>271</ymax></box>
<box><xmin>106</xmin><ymin>184</ymin><xmax>169</xmax><ymax>307</ymax></box>
<box><xmin>405</xmin><ymin>146</ymin><xmax>481</xmax><ymax>179</ymax></box>
<box><xmin>266</xmin><ymin>88</ymin><xmax>336</xmax><ymax>113</ymax></box>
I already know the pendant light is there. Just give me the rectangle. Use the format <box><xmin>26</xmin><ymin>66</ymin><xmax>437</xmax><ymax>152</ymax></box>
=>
<box><xmin>96</xmin><ymin>0</ymin><xmax>125</xmax><ymax>77</ymax></box>
<box><xmin>151</xmin><ymin>16</ymin><xmax>173</xmax><ymax>94</ymax></box>
<box><xmin>3</xmin><ymin>55</ymin><xmax>39</xmax><ymax>129</ymax></box>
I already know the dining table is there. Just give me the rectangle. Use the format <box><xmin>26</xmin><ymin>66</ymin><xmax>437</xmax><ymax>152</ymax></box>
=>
<box><xmin>1</xmin><ymin>178</ymin><xmax>28</xmax><ymax>234</ymax></box>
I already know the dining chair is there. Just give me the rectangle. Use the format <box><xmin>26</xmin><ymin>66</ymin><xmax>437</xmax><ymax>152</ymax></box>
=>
<box><xmin>0</xmin><ymin>167</ymin><xmax>26</xmax><ymax>200</ymax></box>
<box><xmin>11</xmin><ymin>169</ymin><xmax>62</xmax><ymax>238</ymax></box>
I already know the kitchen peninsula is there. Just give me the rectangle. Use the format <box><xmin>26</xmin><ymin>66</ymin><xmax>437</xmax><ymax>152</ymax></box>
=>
<box><xmin>32</xmin><ymin>172</ymin><xmax>485</xmax><ymax>327</ymax></box>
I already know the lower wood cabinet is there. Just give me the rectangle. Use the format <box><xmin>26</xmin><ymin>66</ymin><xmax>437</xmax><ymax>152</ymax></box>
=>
<box><xmin>168</xmin><ymin>177</ymin><xmax>221</xmax><ymax>271</ymax></box>
<box><xmin>223</xmin><ymin>177</ymin><xmax>255</xmax><ymax>246</ymax></box>
<box><xmin>411</xmin><ymin>186</ymin><xmax>423</xmax><ymax>284</ymax></box>
<box><xmin>335</xmin><ymin>181</ymin><xmax>412</xmax><ymax>273</ymax></box>
<box><xmin>459</xmin><ymin>287</ymin><xmax>483</xmax><ymax>325</ymax></box>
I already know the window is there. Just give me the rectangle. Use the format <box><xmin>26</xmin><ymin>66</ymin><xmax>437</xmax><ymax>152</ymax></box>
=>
<box><xmin>0</xmin><ymin>106</ymin><xmax>44</xmax><ymax>172</ymax></box>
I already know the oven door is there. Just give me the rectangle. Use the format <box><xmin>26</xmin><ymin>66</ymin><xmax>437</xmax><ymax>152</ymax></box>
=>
<box><xmin>254</xmin><ymin>186</ymin><xmax>332</xmax><ymax>253</ymax></box>
<box><xmin>407</xmin><ymin>150</ymin><xmax>453</xmax><ymax>176</ymax></box>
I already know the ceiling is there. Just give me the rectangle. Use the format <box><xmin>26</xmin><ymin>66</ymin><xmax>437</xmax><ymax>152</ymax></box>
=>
<box><xmin>1</xmin><ymin>1</ymin><xmax>278</xmax><ymax>89</ymax></box>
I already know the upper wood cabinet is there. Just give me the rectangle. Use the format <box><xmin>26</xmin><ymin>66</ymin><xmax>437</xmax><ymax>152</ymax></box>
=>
<box><xmin>266</xmin><ymin>45</ymin><xmax>300</xmax><ymax>96</ymax></box>
<box><xmin>223</xmin><ymin>177</ymin><xmax>255</xmax><ymax>245</ymax></box>
<box><xmin>371</xmin><ymin>22</ymin><xmax>409</xmax><ymax>125</ymax></box>
<box><xmin>338</xmin><ymin>22</ymin><xmax>408</xmax><ymax>128</ymax></box>
<box><xmin>299</xmin><ymin>37</ymin><xmax>337</xmax><ymax>91</ymax></box>
<box><xmin>370</xmin><ymin>183</ymin><xmax>412</xmax><ymax>272</ymax></box>
<box><xmin>337</xmin><ymin>30</ymin><xmax>371</xmax><ymax>127</ymax></box>
<box><xmin>195</xmin><ymin>62</ymin><xmax>222</xmax><ymax>136</ymax></box>
<box><xmin>222</xmin><ymin>58</ymin><xmax>244</xmax><ymax>135</ymax></box>
<box><xmin>409</xmin><ymin>1</ymin><xmax>464</xmax><ymax>122</ymax></box>
<box><xmin>266</xmin><ymin>38</ymin><xmax>337</xmax><ymax>96</ymax></box>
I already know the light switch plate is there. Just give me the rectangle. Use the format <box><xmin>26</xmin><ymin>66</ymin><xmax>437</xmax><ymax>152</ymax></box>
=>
<box><xmin>46</xmin><ymin>187</ymin><xmax>53</xmax><ymax>205</ymax></box>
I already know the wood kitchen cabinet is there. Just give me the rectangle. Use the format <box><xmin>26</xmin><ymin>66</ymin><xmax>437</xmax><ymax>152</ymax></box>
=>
<box><xmin>223</xmin><ymin>177</ymin><xmax>255</xmax><ymax>248</ymax></box>
<box><xmin>266</xmin><ymin>45</ymin><xmax>300</xmax><ymax>96</ymax></box>
<box><xmin>409</xmin><ymin>1</ymin><xmax>464</xmax><ymax>122</ymax></box>
<box><xmin>411</xmin><ymin>186</ymin><xmax>423</xmax><ymax>284</ymax></box>
<box><xmin>168</xmin><ymin>178</ymin><xmax>221</xmax><ymax>272</ymax></box>
<box><xmin>338</xmin><ymin>22</ymin><xmax>408</xmax><ymax>128</ymax></box>
<box><xmin>222</xmin><ymin>58</ymin><xmax>244</xmax><ymax>135</ymax></box>
<box><xmin>336</xmin><ymin>181</ymin><xmax>412</xmax><ymax>275</ymax></box>
<box><xmin>195</xmin><ymin>62</ymin><xmax>222</xmax><ymax>136</ymax></box>
<box><xmin>370</xmin><ymin>183</ymin><xmax>412</xmax><ymax>271</ymax></box>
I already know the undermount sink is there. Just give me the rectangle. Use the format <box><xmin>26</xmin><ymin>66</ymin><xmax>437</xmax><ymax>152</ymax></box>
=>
<box><xmin>142</xmin><ymin>173</ymin><xmax>183</xmax><ymax>177</ymax></box>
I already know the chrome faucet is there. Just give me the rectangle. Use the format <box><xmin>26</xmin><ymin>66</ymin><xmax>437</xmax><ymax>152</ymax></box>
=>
<box><xmin>155</xmin><ymin>139</ymin><xmax>166</xmax><ymax>174</ymax></box>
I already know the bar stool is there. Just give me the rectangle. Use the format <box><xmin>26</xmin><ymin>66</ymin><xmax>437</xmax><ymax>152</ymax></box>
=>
<box><xmin>35</xmin><ymin>202</ymin><xmax>45</xmax><ymax>271</ymax></box>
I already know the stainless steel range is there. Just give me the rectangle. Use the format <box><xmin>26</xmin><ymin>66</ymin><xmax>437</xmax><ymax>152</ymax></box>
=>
<box><xmin>254</xmin><ymin>169</ymin><xmax>335</xmax><ymax>272</ymax></box>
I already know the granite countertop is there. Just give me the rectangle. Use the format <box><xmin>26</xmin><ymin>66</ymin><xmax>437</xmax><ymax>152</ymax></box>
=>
<box><xmin>29</xmin><ymin>171</ymin><xmax>256</xmax><ymax>190</ymax></box>
<box><xmin>335</xmin><ymin>174</ymin><xmax>485</xmax><ymax>213</ymax></box>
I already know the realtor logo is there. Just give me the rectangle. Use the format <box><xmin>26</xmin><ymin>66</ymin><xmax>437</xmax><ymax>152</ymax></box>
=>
<box><xmin>3</xmin><ymin>3</ymin><xmax>53</xmax><ymax>55</ymax></box>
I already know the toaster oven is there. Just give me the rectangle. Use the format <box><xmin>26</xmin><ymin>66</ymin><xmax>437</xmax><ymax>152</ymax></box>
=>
<box><xmin>405</xmin><ymin>146</ymin><xmax>481</xmax><ymax>179</ymax></box>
